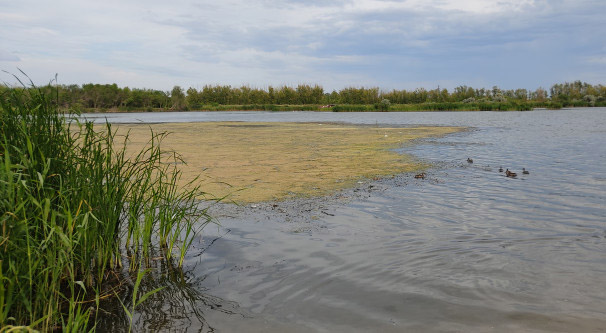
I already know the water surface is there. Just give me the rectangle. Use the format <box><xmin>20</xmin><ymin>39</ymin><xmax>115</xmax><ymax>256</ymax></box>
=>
<box><xmin>90</xmin><ymin>109</ymin><xmax>606</xmax><ymax>332</ymax></box>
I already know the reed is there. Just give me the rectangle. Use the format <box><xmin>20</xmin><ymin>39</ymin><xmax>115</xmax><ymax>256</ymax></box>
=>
<box><xmin>388</xmin><ymin>102</ymin><xmax>536</xmax><ymax>111</ymax></box>
<box><xmin>0</xmin><ymin>75</ymin><xmax>211</xmax><ymax>331</ymax></box>
<box><xmin>331</xmin><ymin>104</ymin><xmax>374</xmax><ymax>112</ymax></box>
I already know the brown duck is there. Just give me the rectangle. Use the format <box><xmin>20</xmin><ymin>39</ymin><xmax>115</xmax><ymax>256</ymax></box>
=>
<box><xmin>505</xmin><ymin>169</ymin><xmax>517</xmax><ymax>178</ymax></box>
<box><xmin>414</xmin><ymin>173</ymin><xmax>426</xmax><ymax>179</ymax></box>
<box><xmin>467</xmin><ymin>158</ymin><xmax>473</xmax><ymax>163</ymax></box>
<box><xmin>522</xmin><ymin>168</ymin><xmax>529</xmax><ymax>174</ymax></box>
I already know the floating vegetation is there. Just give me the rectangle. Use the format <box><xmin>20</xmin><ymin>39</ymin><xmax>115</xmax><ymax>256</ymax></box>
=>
<box><xmin>117</xmin><ymin>122</ymin><xmax>463</xmax><ymax>203</ymax></box>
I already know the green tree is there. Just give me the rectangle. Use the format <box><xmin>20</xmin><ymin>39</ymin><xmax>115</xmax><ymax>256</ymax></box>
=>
<box><xmin>375</xmin><ymin>98</ymin><xmax>391</xmax><ymax>111</ymax></box>
<box><xmin>171</xmin><ymin>86</ymin><xmax>187</xmax><ymax>110</ymax></box>
<box><xmin>186</xmin><ymin>87</ymin><xmax>202</xmax><ymax>109</ymax></box>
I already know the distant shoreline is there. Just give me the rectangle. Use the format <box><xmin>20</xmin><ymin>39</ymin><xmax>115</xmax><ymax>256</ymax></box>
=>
<box><xmin>74</xmin><ymin>102</ymin><xmax>586</xmax><ymax>114</ymax></box>
<box><xmin>5</xmin><ymin>80</ymin><xmax>604</xmax><ymax>113</ymax></box>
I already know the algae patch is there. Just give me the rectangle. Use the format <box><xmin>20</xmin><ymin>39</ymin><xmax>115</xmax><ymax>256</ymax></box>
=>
<box><xmin>115</xmin><ymin>122</ymin><xmax>462</xmax><ymax>202</ymax></box>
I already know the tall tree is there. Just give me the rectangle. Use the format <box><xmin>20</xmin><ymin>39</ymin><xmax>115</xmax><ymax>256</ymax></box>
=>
<box><xmin>171</xmin><ymin>86</ymin><xmax>187</xmax><ymax>110</ymax></box>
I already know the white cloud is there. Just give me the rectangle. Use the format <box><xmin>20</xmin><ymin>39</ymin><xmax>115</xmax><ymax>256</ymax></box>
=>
<box><xmin>586</xmin><ymin>56</ymin><xmax>606</xmax><ymax>65</ymax></box>
<box><xmin>1</xmin><ymin>0</ymin><xmax>604</xmax><ymax>91</ymax></box>
<box><xmin>428</xmin><ymin>0</ymin><xmax>538</xmax><ymax>13</ymax></box>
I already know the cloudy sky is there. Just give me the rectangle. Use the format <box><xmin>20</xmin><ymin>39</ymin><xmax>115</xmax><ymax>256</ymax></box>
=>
<box><xmin>1</xmin><ymin>0</ymin><xmax>605</xmax><ymax>91</ymax></box>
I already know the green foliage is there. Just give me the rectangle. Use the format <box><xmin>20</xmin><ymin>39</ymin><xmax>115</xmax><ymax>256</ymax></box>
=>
<box><xmin>332</xmin><ymin>104</ymin><xmax>374</xmax><ymax>112</ymax></box>
<box><xmin>338</xmin><ymin>87</ymin><xmax>379</xmax><ymax>104</ymax></box>
<box><xmin>0</xmin><ymin>75</ymin><xmax>211</xmax><ymax>330</ymax></box>
<box><xmin>375</xmin><ymin>99</ymin><xmax>391</xmax><ymax>111</ymax></box>
<box><xmin>386</xmin><ymin>101</ymin><xmax>536</xmax><ymax>111</ymax></box>
<box><xmin>3</xmin><ymin>80</ymin><xmax>605</xmax><ymax>113</ymax></box>
<box><xmin>170</xmin><ymin>86</ymin><xmax>187</xmax><ymax>110</ymax></box>
<box><xmin>115</xmin><ymin>269</ymin><xmax>163</xmax><ymax>333</ymax></box>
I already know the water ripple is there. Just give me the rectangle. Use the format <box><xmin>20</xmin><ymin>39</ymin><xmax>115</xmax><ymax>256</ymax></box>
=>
<box><xmin>126</xmin><ymin>108</ymin><xmax>606</xmax><ymax>332</ymax></box>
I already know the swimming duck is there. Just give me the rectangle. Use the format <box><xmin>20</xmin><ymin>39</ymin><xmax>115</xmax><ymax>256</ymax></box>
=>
<box><xmin>414</xmin><ymin>173</ymin><xmax>426</xmax><ymax>179</ymax></box>
<box><xmin>522</xmin><ymin>168</ymin><xmax>529</xmax><ymax>174</ymax></box>
<box><xmin>499</xmin><ymin>167</ymin><xmax>503</xmax><ymax>172</ymax></box>
<box><xmin>505</xmin><ymin>169</ymin><xmax>517</xmax><ymax>178</ymax></box>
<box><xmin>467</xmin><ymin>158</ymin><xmax>473</xmax><ymax>163</ymax></box>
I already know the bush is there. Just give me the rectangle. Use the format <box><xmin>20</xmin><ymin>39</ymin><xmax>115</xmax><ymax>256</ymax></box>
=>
<box><xmin>374</xmin><ymin>99</ymin><xmax>391</xmax><ymax>111</ymax></box>
<box><xmin>332</xmin><ymin>104</ymin><xmax>371</xmax><ymax>112</ymax></box>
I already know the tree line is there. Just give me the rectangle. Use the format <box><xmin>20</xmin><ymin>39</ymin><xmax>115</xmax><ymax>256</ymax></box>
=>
<box><xmin>1</xmin><ymin>81</ymin><xmax>605</xmax><ymax>111</ymax></box>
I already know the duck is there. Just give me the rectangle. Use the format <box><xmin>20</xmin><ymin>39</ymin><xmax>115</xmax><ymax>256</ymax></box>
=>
<box><xmin>414</xmin><ymin>173</ymin><xmax>426</xmax><ymax>179</ymax></box>
<box><xmin>499</xmin><ymin>166</ymin><xmax>503</xmax><ymax>172</ymax></box>
<box><xmin>522</xmin><ymin>168</ymin><xmax>529</xmax><ymax>174</ymax></box>
<box><xmin>505</xmin><ymin>169</ymin><xmax>517</xmax><ymax>178</ymax></box>
<box><xmin>467</xmin><ymin>158</ymin><xmax>473</xmax><ymax>163</ymax></box>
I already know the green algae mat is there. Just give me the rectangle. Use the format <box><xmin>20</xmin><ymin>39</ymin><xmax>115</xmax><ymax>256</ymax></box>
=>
<box><xmin>116</xmin><ymin>122</ymin><xmax>462</xmax><ymax>203</ymax></box>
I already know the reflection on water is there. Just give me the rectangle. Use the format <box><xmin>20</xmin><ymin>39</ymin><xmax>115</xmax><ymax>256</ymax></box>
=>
<box><xmin>97</xmin><ymin>108</ymin><xmax>606</xmax><ymax>332</ymax></box>
<box><xmin>96</xmin><ymin>246</ymin><xmax>242</xmax><ymax>332</ymax></box>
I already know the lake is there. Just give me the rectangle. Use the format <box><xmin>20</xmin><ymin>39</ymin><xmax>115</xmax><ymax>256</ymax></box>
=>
<box><xmin>89</xmin><ymin>108</ymin><xmax>606</xmax><ymax>332</ymax></box>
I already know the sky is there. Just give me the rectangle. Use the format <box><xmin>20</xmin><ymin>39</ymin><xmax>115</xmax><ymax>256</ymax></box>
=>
<box><xmin>1</xmin><ymin>0</ymin><xmax>605</xmax><ymax>92</ymax></box>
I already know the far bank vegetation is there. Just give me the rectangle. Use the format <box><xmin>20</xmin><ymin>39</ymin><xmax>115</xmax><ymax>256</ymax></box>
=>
<box><xmin>2</xmin><ymin>80</ymin><xmax>605</xmax><ymax>112</ymax></box>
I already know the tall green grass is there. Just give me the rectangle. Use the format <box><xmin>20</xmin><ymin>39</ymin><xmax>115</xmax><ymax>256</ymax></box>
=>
<box><xmin>0</xmin><ymin>75</ymin><xmax>211</xmax><ymax>331</ymax></box>
<box><xmin>388</xmin><ymin>102</ymin><xmax>536</xmax><ymax>111</ymax></box>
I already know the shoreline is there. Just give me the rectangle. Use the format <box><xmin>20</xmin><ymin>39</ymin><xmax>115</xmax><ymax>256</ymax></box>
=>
<box><xmin>70</xmin><ymin>103</ymin><xmax>601</xmax><ymax>114</ymax></box>
<box><xmin>77</xmin><ymin>106</ymin><xmax>557</xmax><ymax>113</ymax></box>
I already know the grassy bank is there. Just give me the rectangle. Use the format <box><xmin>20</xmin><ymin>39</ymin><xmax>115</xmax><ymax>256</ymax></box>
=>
<box><xmin>72</xmin><ymin>100</ymin><xmax>572</xmax><ymax>113</ymax></box>
<box><xmin>0</xmin><ymin>79</ymin><xmax>210</xmax><ymax>331</ymax></box>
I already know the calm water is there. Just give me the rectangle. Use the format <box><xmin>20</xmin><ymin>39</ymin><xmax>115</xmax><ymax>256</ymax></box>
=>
<box><xmin>91</xmin><ymin>109</ymin><xmax>606</xmax><ymax>332</ymax></box>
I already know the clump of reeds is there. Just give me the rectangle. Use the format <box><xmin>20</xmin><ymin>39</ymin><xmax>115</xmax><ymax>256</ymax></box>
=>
<box><xmin>0</xmin><ymin>74</ymin><xmax>211</xmax><ymax>331</ymax></box>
